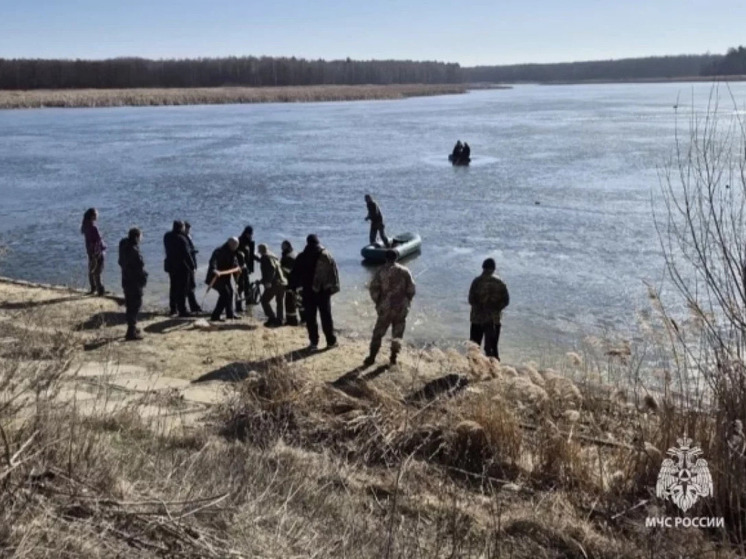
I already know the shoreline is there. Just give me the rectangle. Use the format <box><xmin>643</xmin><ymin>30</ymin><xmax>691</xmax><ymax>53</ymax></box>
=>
<box><xmin>0</xmin><ymin>83</ymin><xmax>471</xmax><ymax>110</ymax></box>
<box><xmin>0</xmin><ymin>275</ymin><xmax>734</xmax><ymax>557</ymax></box>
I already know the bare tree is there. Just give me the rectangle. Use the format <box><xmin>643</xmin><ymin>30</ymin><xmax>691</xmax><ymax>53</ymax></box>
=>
<box><xmin>655</xmin><ymin>85</ymin><xmax>746</xmax><ymax>543</ymax></box>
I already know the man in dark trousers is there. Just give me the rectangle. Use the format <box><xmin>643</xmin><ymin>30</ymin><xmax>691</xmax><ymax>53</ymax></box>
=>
<box><xmin>468</xmin><ymin>258</ymin><xmax>510</xmax><ymax>360</ymax></box>
<box><xmin>280</xmin><ymin>240</ymin><xmax>301</xmax><ymax>326</ymax></box>
<box><xmin>163</xmin><ymin>220</ymin><xmax>195</xmax><ymax>317</ymax></box>
<box><xmin>207</xmin><ymin>237</ymin><xmax>241</xmax><ymax>322</ymax></box>
<box><xmin>118</xmin><ymin>227</ymin><xmax>148</xmax><ymax>341</ymax></box>
<box><xmin>364</xmin><ymin>194</ymin><xmax>390</xmax><ymax>247</ymax></box>
<box><xmin>236</xmin><ymin>225</ymin><xmax>260</xmax><ymax>314</ymax></box>
<box><xmin>257</xmin><ymin>243</ymin><xmax>287</xmax><ymax>327</ymax></box>
<box><xmin>288</xmin><ymin>234</ymin><xmax>340</xmax><ymax>351</ymax></box>
<box><xmin>184</xmin><ymin>221</ymin><xmax>202</xmax><ymax>314</ymax></box>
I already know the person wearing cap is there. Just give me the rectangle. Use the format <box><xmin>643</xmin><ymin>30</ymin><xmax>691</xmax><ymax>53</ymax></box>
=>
<box><xmin>183</xmin><ymin>221</ymin><xmax>202</xmax><ymax>314</ymax></box>
<box><xmin>288</xmin><ymin>234</ymin><xmax>340</xmax><ymax>350</ymax></box>
<box><xmin>206</xmin><ymin>237</ymin><xmax>241</xmax><ymax>322</ymax></box>
<box><xmin>163</xmin><ymin>220</ymin><xmax>196</xmax><ymax>317</ymax></box>
<box><xmin>468</xmin><ymin>258</ymin><xmax>510</xmax><ymax>360</ymax></box>
<box><xmin>363</xmin><ymin>249</ymin><xmax>416</xmax><ymax>367</ymax></box>
<box><xmin>257</xmin><ymin>243</ymin><xmax>287</xmax><ymax>327</ymax></box>
<box><xmin>364</xmin><ymin>194</ymin><xmax>390</xmax><ymax>247</ymax></box>
<box><xmin>118</xmin><ymin>227</ymin><xmax>148</xmax><ymax>341</ymax></box>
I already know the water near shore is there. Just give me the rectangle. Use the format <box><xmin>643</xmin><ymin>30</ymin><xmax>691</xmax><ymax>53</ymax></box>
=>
<box><xmin>1</xmin><ymin>82</ymin><xmax>743</xmax><ymax>361</ymax></box>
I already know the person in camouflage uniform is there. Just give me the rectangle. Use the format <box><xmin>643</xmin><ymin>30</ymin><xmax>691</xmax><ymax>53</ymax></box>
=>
<box><xmin>468</xmin><ymin>258</ymin><xmax>510</xmax><ymax>360</ymax></box>
<box><xmin>363</xmin><ymin>250</ymin><xmax>416</xmax><ymax>367</ymax></box>
<box><xmin>257</xmin><ymin>243</ymin><xmax>287</xmax><ymax>327</ymax></box>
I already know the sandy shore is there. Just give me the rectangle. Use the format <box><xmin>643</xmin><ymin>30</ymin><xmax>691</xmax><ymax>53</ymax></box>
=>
<box><xmin>0</xmin><ymin>276</ymin><xmax>449</xmax><ymax>385</ymax></box>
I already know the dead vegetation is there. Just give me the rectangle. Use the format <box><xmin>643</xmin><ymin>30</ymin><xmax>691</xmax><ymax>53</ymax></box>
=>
<box><xmin>0</xmin><ymin>281</ymin><xmax>742</xmax><ymax>558</ymax></box>
<box><xmin>0</xmin><ymin>84</ymin><xmax>467</xmax><ymax>110</ymax></box>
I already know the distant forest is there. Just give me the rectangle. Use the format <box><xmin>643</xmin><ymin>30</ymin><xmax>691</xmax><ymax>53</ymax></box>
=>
<box><xmin>701</xmin><ymin>46</ymin><xmax>746</xmax><ymax>76</ymax></box>
<box><xmin>464</xmin><ymin>54</ymin><xmax>723</xmax><ymax>83</ymax></box>
<box><xmin>0</xmin><ymin>49</ymin><xmax>744</xmax><ymax>90</ymax></box>
<box><xmin>0</xmin><ymin>57</ymin><xmax>462</xmax><ymax>90</ymax></box>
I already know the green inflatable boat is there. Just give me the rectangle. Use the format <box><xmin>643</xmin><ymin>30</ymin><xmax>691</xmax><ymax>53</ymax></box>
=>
<box><xmin>361</xmin><ymin>232</ymin><xmax>422</xmax><ymax>264</ymax></box>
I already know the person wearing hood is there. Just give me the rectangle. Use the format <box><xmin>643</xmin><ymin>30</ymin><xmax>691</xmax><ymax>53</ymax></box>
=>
<box><xmin>206</xmin><ymin>237</ymin><xmax>241</xmax><ymax>322</ymax></box>
<box><xmin>288</xmin><ymin>234</ymin><xmax>340</xmax><ymax>350</ymax></box>
<box><xmin>81</xmin><ymin>208</ymin><xmax>107</xmax><ymax>296</ymax></box>
<box><xmin>258</xmin><ymin>244</ymin><xmax>288</xmax><ymax>327</ymax></box>
<box><xmin>280</xmin><ymin>240</ymin><xmax>301</xmax><ymax>326</ymax></box>
<box><xmin>118</xmin><ymin>227</ymin><xmax>148</xmax><ymax>341</ymax></box>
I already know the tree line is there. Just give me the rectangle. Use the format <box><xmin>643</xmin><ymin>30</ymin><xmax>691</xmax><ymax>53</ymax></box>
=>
<box><xmin>464</xmin><ymin>54</ymin><xmax>723</xmax><ymax>83</ymax></box>
<box><xmin>0</xmin><ymin>56</ymin><xmax>463</xmax><ymax>90</ymax></box>
<box><xmin>2</xmin><ymin>49</ymin><xmax>743</xmax><ymax>90</ymax></box>
<box><xmin>701</xmin><ymin>46</ymin><xmax>746</xmax><ymax>76</ymax></box>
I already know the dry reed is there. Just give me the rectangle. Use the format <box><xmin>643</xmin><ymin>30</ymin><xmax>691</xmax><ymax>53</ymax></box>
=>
<box><xmin>0</xmin><ymin>84</ymin><xmax>467</xmax><ymax>110</ymax></box>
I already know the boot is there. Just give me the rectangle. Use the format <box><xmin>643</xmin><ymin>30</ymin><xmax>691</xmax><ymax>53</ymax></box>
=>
<box><xmin>125</xmin><ymin>326</ymin><xmax>143</xmax><ymax>341</ymax></box>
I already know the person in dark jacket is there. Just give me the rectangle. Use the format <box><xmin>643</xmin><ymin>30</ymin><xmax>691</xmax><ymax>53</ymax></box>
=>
<box><xmin>258</xmin><ymin>244</ymin><xmax>287</xmax><ymax>327</ymax></box>
<box><xmin>468</xmin><ymin>258</ymin><xmax>510</xmax><ymax>360</ymax></box>
<box><xmin>118</xmin><ymin>227</ymin><xmax>148</xmax><ymax>341</ymax></box>
<box><xmin>81</xmin><ymin>208</ymin><xmax>107</xmax><ymax>296</ymax></box>
<box><xmin>280</xmin><ymin>240</ymin><xmax>301</xmax><ymax>326</ymax></box>
<box><xmin>207</xmin><ymin>237</ymin><xmax>241</xmax><ymax>322</ymax></box>
<box><xmin>288</xmin><ymin>234</ymin><xmax>340</xmax><ymax>350</ymax></box>
<box><xmin>236</xmin><ymin>225</ymin><xmax>260</xmax><ymax>313</ymax></box>
<box><xmin>163</xmin><ymin>220</ymin><xmax>195</xmax><ymax>318</ymax></box>
<box><xmin>462</xmin><ymin>142</ymin><xmax>471</xmax><ymax>160</ymax></box>
<box><xmin>451</xmin><ymin>140</ymin><xmax>463</xmax><ymax>160</ymax></box>
<box><xmin>184</xmin><ymin>221</ymin><xmax>202</xmax><ymax>313</ymax></box>
<box><xmin>364</xmin><ymin>194</ymin><xmax>390</xmax><ymax>247</ymax></box>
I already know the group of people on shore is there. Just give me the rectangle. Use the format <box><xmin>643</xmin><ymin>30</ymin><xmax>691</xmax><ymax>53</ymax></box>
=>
<box><xmin>81</xmin><ymin>193</ymin><xmax>509</xmax><ymax>366</ymax></box>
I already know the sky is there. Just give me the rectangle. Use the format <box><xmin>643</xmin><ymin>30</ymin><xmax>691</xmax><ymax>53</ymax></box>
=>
<box><xmin>1</xmin><ymin>0</ymin><xmax>743</xmax><ymax>66</ymax></box>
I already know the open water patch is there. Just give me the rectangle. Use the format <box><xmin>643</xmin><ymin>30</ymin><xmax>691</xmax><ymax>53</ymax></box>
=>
<box><xmin>421</xmin><ymin>154</ymin><xmax>500</xmax><ymax>168</ymax></box>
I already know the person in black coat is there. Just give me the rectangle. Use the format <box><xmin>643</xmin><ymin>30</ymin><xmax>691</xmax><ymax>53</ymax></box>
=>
<box><xmin>184</xmin><ymin>221</ymin><xmax>202</xmax><ymax>313</ymax></box>
<box><xmin>163</xmin><ymin>220</ymin><xmax>196</xmax><ymax>317</ymax></box>
<box><xmin>118</xmin><ymin>227</ymin><xmax>148</xmax><ymax>341</ymax></box>
<box><xmin>206</xmin><ymin>237</ymin><xmax>241</xmax><ymax>322</ymax></box>
<box><xmin>236</xmin><ymin>225</ymin><xmax>260</xmax><ymax>313</ymax></box>
<box><xmin>451</xmin><ymin>140</ymin><xmax>463</xmax><ymax>160</ymax></box>
<box><xmin>281</xmin><ymin>240</ymin><xmax>301</xmax><ymax>326</ymax></box>
<box><xmin>288</xmin><ymin>234</ymin><xmax>340</xmax><ymax>350</ymax></box>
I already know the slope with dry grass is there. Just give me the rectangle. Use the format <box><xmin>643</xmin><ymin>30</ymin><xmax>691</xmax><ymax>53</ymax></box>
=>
<box><xmin>0</xmin><ymin>277</ymin><xmax>741</xmax><ymax>557</ymax></box>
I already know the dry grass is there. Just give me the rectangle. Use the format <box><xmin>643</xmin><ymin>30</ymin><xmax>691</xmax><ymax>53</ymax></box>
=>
<box><xmin>0</xmin><ymin>284</ymin><xmax>742</xmax><ymax>557</ymax></box>
<box><xmin>0</xmin><ymin>84</ymin><xmax>467</xmax><ymax>109</ymax></box>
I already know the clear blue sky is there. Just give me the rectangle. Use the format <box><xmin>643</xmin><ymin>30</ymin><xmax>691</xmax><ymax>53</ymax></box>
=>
<box><xmin>1</xmin><ymin>0</ymin><xmax>743</xmax><ymax>66</ymax></box>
